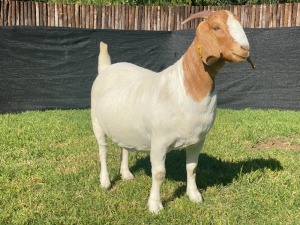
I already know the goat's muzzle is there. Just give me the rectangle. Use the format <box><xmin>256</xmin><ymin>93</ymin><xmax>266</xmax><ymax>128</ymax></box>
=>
<box><xmin>240</xmin><ymin>45</ymin><xmax>255</xmax><ymax>69</ymax></box>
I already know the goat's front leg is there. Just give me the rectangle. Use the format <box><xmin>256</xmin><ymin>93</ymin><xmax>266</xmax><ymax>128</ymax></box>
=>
<box><xmin>120</xmin><ymin>148</ymin><xmax>134</xmax><ymax>181</ymax></box>
<box><xmin>148</xmin><ymin>142</ymin><xmax>167</xmax><ymax>213</ymax></box>
<box><xmin>186</xmin><ymin>142</ymin><xmax>204</xmax><ymax>203</ymax></box>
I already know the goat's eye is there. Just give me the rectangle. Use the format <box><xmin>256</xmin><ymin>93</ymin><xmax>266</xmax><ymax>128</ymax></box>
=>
<box><xmin>213</xmin><ymin>26</ymin><xmax>221</xmax><ymax>31</ymax></box>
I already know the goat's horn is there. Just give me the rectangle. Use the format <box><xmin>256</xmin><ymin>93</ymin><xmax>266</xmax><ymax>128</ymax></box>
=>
<box><xmin>181</xmin><ymin>11</ymin><xmax>214</xmax><ymax>25</ymax></box>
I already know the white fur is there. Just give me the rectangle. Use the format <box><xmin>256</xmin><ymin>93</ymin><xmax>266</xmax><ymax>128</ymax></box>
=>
<box><xmin>92</xmin><ymin>59</ymin><xmax>216</xmax><ymax>152</ymax></box>
<box><xmin>91</xmin><ymin>11</ymin><xmax>249</xmax><ymax>214</ymax></box>
<box><xmin>226</xmin><ymin>11</ymin><xmax>250</xmax><ymax>49</ymax></box>
<box><xmin>91</xmin><ymin>56</ymin><xmax>216</xmax><ymax>213</ymax></box>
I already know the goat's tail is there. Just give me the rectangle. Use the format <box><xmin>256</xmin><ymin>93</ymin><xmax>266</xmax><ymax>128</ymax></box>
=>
<box><xmin>98</xmin><ymin>42</ymin><xmax>111</xmax><ymax>74</ymax></box>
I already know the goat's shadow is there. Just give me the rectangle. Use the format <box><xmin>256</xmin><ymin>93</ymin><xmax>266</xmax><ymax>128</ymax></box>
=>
<box><xmin>124</xmin><ymin>150</ymin><xmax>282</xmax><ymax>205</ymax></box>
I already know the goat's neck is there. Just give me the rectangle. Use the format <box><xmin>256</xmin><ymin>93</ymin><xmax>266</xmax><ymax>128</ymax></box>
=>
<box><xmin>182</xmin><ymin>40</ymin><xmax>225</xmax><ymax>102</ymax></box>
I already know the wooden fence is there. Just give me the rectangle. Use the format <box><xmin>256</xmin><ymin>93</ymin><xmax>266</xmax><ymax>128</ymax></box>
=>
<box><xmin>0</xmin><ymin>0</ymin><xmax>299</xmax><ymax>30</ymax></box>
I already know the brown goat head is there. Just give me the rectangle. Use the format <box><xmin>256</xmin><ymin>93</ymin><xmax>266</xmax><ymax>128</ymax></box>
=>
<box><xmin>183</xmin><ymin>10</ymin><xmax>250</xmax><ymax>65</ymax></box>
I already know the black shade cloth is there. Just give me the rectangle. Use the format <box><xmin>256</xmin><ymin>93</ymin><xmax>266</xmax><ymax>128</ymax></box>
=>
<box><xmin>0</xmin><ymin>26</ymin><xmax>299</xmax><ymax>113</ymax></box>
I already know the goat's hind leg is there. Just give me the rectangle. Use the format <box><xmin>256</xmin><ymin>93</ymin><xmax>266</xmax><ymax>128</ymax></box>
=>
<box><xmin>120</xmin><ymin>148</ymin><xmax>134</xmax><ymax>181</ymax></box>
<box><xmin>91</xmin><ymin>109</ymin><xmax>111</xmax><ymax>189</ymax></box>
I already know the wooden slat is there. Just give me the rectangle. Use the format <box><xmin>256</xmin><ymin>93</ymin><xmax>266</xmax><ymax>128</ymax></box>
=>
<box><xmin>288</xmin><ymin>3</ymin><xmax>292</xmax><ymax>27</ymax></box>
<box><xmin>148</xmin><ymin>6</ymin><xmax>152</xmax><ymax>30</ymax></box>
<box><xmin>47</xmin><ymin>3</ymin><xmax>50</xmax><ymax>26</ymax></box>
<box><xmin>38</xmin><ymin>2</ymin><xmax>42</xmax><ymax>26</ymax></box>
<box><xmin>265</xmin><ymin>4</ymin><xmax>270</xmax><ymax>28</ymax></box>
<box><xmin>84</xmin><ymin>4</ymin><xmax>88</xmax><ymax>28</ymax></box>
<box><xmin>296</xmin><ymin>3</ymin><xmax>300</xmax><ymax>26</ymax></box>
<box><xmin>93</xmin><ymin>5</ymin><xmax>97</xmax><ymax>29</ymax></box>
<box><xmin>174</xmin><ymin>6</ymin><xmax>179</xmax><ymax>30</ymax></box>
<box><xmin>81</xmin><ymin>4</ymin><xmax>85</xmax><ymax>28</ymax></box>
<box><xmin>51</xmin><ymin>4</ymin><xmax>55</xmax><ymax>26</ymax></box>
<box><xmin>152</xmin><ymin>6</ymin><xmax>155</xmax><ymax>30</ymax></box>
<box><xmin>27</xmin><ymin>1</ymin><xmax>32</xmax><ymax>25</ymax></box>
<box><xmin>260</xmin><ymin>4</ymin><xmax>264</xmax><ymax>28</ymax></box>
<box><xmin>8</xmin><ymin>0</ymin><xmax>12</xmax><ymax>25</ymax></box>
<box><xmin>269</xmin><ymin>4</ymin><xmax>273</xmax><ymax>28</ymax></box>
<box><xmin>112</xmin><ymin>5</ymin><xmax>115</xmax><ymax>29</ymax></box>
<box><xmin>246</xmin><ymin>5</ymin><xmax>252</xmax><ymax>28</ymax></box>
<box><xmin>10</xmin><ymin>0</ymin><xmax>15</xmax><ymax>25</ymax></box>
<box><xmin>70</xmin><ymin>4</ymin><xmax>74</xmax><ymax>28</ymax></box>
<box><xmin>291</xmin><ymin>3</ymin><xmax>297</xmax><ymax>26</ymax></box>
<box><xmin>97</xmin><ymin>6</ymin><xmax>101</xmax><ymax>29</ymax></box>
<box><xmin>16</xmin><ymin>1</ymin><xmax>20</xmax><ymax>26</ymax></box>
<box><xmin>106</xmin><ymin>5</ymin><xmax>110</xmax><ymax>29</ymax></box>
<box><xmin>90</xmin><ymin>5</ymin><xmax>93</xmax><ymax>29</ymax></box>
<box><xmin>146</xmin><ymin>6</ymin><xmax>150</xmax><ymax>30</ymax></box>
<box><xmin>160</xmin><ymin>6</ymin><xmax>165</xmax><ymax>30</ymax></box>
<box><xmin>250</xmin><ymin>5</ymin><xmax>255</xmax><ymax>28</ymax></box>
<box><xmin>242</xmin><ymin>5</ymin><xmax>247</xmax><ymax>28</ymax></box>
<box><xmin>63</xmin><ymin>4</ymin><xmax>67</xmax><ymax>27</ymax></box>
<box><xmin>144</xmin><ymin>6</ymin><xmax>148</xmax><ymax>30</ymax></box>
<box><xmin>32</xmin><ymin>1</ymin><xmax>36</xmax><ymax>26</ymax></box>
<box><xmin>280</xmin><ymin>4</ymin><xmax>285</xmax><ymax>27</ymax></box>
<box><xmin>124</xmin><ymin>5</ymin><xmax>128</xmax><ymax>30</ymax></box>
<box><xmin>24</xmin><ymin>1</ymin><xmax>28</xmax><ymax>25</ymax></box>
<box><xmin>276</xmin><ymin>4</ymin><xmax>281</xmax><ymax>27</ymax></box>
<box><xmin>272</xmin><ymin>4</ymin><xmax>277</xmax><ymax>27</ymax></box>
<box><xmin>128</xmin><ymin>5</ymin><xmax>134</xmax><ymax>30</ymax></box>
<box><xmin>75</xmin><ymin>4</ymin><xmax>79</xmax><ymax>28</ymax></box>
<box><xmin>101</xmin><ymin>5</ymin><xmax>105</xmax><ymax>29</ymax></box>
<box><xmin>7</xmin><ymin>0</ymin><xmax>10</xmax><ymax>25</ymax></box>
<box><xmin>57</xmin><ymin>3</ymin><xmax>62</xmax><ymax>27</ymax></box>
<box><xmin>255</xmin><ymin>4</ymin><xmax>260</xmax><ymax>28</ymax></box>
<box><xmin>284</xmin><ymin>3</ymin><xmax>289</xmax><ymax>27</ymax></box>
<box><xmin>134</xmin><ymin>6</ymin><xmax>138</xmax><ymax>30</ymax></box>
<box><xmin>136</xmin><ymin>5</ymin><xmax>140</xmax><ymax>30</ymax></box>
<box><xmin>54</xmin><ymin>3</ymin><xmax>58</xmax><ymax>27</ymax></box>
<box><xmin>0</xmin><ymin>0</ymin><xmax>3</xmax><ymax>26</ymax></box>
<box><xmin>43</xmin><ymin>2</ymin><xmax>47</xmax><ymax>26</ymax></box>
<box><xmin>3</xmin><ymin>0</ymin><xmax>8</xmax><ymax>26</ymax></box>
<box><xmin>156</xmin><ymin>6</ymin><xmax>160</xmax><ymax>31</ymax></box>
<box><xmin>30</xmin><ymin>2</ymin><xmax>34</xmax><ymax>26</ymax></box>
<box><xmin>35</xmin><ymin>2</ymin><xmax>39</xmax><ymax>26</ymax></box>
<box><xmin>151</xmin><ymin>6</ymin><xmax>155</xmax><ymax>31</ymax></box>
<box><xmin>20</xmin><ymin>1</ymin><xmax>24</xmax><ymax>25</ymax></box>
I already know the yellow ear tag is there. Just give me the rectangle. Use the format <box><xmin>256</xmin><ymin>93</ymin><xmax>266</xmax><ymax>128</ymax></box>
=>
<box><xmin>197</xmin><ymin>43</ymin><xmax>202</xmax><ymax>59</ymax></box>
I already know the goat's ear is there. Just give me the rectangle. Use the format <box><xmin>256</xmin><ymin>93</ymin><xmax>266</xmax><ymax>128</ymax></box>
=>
<box><xmin>196</xmin><ymin>21</ymin><xmax>220</xmax><ymax>65</ymax></box>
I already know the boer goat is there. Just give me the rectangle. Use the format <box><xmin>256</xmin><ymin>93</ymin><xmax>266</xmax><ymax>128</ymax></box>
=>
<box><xmin>91</xmin><ymin>10</ymin><xmax>253</xmax><ymax>213</ymax></box>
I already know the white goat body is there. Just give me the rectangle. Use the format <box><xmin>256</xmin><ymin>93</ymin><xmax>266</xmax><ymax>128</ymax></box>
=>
<box><xmin>91</xmin><ymin>10</ymin><xmax>250</xmax><ymax>213</ymax></box>
<box><xmin>92</xmin><ymin>58</ymin><xmax>216</xmax><ymax>151</ymax></box>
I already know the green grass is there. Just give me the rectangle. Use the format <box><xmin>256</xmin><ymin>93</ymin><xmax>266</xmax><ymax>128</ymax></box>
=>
<box><xmin>0</xmin><ymin>109</ymin><xmax>299</xmax><ymax>224</ymax></box>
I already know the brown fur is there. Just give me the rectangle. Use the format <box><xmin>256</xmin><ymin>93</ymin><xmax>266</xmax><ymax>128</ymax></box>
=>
<box><xmin>182</xmin><ymin>10</ymin><xmax>249</xmax><ymax>102</ymax></box>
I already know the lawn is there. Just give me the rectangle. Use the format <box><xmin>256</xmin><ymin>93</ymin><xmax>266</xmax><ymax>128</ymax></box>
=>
<box><xmin>0</xmin><ymin>109</ymin><xmax>299</xmax><ymax>224</ymax></box>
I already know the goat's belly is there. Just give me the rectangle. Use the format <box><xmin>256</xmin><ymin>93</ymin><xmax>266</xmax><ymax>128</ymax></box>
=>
<box><xmin>111</xmin><ymin>128</ymin><xmax>151</xmax><ymax>151</ymax></box>
<box><xmin>171</xmin><ymin>116</ymin><xmax>215</xmax><ymax>149</ymax></box>
<box><xmin>97</xmin><ymin>108</ymin><xmax>152</xmax><ymax>151</ymax></box>
<box><xmin>106</xmin><ymin>127</ymin><xmax>151</xmax><ymax>151</ymax></box>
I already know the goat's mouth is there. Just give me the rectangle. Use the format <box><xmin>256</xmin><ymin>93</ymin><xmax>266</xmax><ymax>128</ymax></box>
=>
<box><xmin>231</xmin><ymin>52</ymin><xmax>256</xmax><ymax>69</ymax></box>
<box><xmin>232</xmin><ymin>52</ymin><xmax>248</xmax><ymax>62</ymax></box>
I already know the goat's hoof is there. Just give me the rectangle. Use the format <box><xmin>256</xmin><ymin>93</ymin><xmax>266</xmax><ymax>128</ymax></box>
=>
<box><xmin>187</xmin><ymin>190</ymin><xmax>203</xmax><ymax>203</ymax></box>
<box><xmin>148</xmin><ymin>200</ymin><xmax>163</xmax><ymax>214</ymax></box>
<box><xmin>121</xmin><ymin>171</ymin><xmax>134</xmax><ymax>181</ymax></box>
<box><xmin>100</xmin><ymin>178</ymin><xmax>111</xmax><ymax>190</ymax></box>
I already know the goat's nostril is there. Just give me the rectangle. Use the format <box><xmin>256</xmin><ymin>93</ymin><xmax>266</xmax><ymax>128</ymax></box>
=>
<box><xmin>241</xmin><ymin>45</ymin><xmax>249</xmax><ymax>51</ymax></box>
